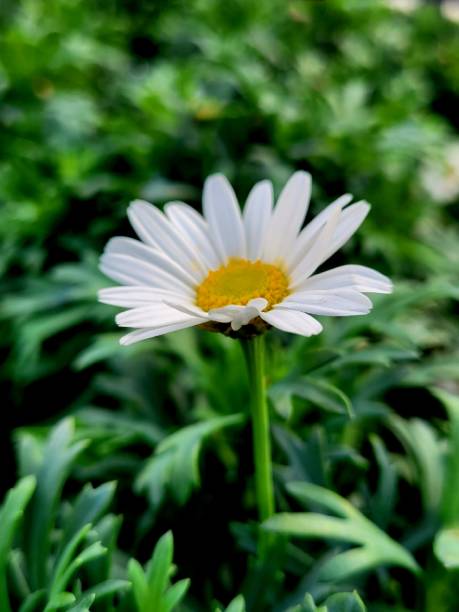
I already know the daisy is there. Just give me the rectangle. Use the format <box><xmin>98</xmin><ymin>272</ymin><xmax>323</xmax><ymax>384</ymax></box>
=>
<box><xmin>99</xmin><ymin>172</ymin><xmax>392</xmax><ymax>345</ymax></box>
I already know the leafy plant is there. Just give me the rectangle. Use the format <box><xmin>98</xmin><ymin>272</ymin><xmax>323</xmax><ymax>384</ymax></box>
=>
<box><xmin>128</xmin><ymin>531</ymin><xmax>189</xmax><ymax>612</ymax></box>
<box><xmin>2</xmin><ymin>0</ymin><xmax>459</xmax><ymax>610</ymax></box>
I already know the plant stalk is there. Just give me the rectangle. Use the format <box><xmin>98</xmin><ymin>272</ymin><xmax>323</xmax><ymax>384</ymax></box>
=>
<box><xmin>242</xmin><ymin>335</ymin><xmax>275</xmax><ymax>524</ymax></box>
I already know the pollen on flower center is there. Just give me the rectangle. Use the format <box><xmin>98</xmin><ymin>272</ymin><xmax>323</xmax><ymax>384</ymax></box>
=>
<box><xmin>196</xmin><ymin>258</ymin><xmax>290</xmax><ymax>311</ymax></box>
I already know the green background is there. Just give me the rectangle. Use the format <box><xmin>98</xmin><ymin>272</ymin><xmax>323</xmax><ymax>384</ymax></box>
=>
<box><xmin>1</xmin><ymin>1</ymin><xmax>459</xmax><ymax>610</ymax></box>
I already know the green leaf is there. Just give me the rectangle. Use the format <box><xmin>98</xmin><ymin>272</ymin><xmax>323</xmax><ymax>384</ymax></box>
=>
<box><xmin>136</xmin><ymin>414</ymin><xmax>244</xmax><ymax>510</ymax></box>
<box><xmin>80</xmin><ymin>578</ymin><xmax>130</xmax><ymax>603</ymax></box>
<box><xmin>270</xmin><ymin>377</ymin><xmax>353</xmax><ymax>419</ymax></box>
<box><xmin>221</xmin><ymin>594</ymin><xmax>246</xmax><ymax>612</ymax></box>
<box><xmin>66</xmin><ymin>593</ymin><xmax>96</xmax><ymax>612</ymax></box>
<box><xmin>49</xmin><ymin>524</ymin><xmax>93</xmax><ymax>598</ymax></box>
<box><xmin>162</xmin><ymin>578</ymin><xmax>190</xmax><ymax>612</ymax></box>
<box><xmin>44</xmin><ymin>591</ymin><xmax>76</xmax><ymax>611</ymax></box>
<box><xmin>285</xmin><ymin>591</ymin><xmax>367</xmax><ymax>612</ymax></box>
<box><xmin>128</xmin><ymin>559</ymin><xmax>149</xmax><ymax>611</ymax></box>
<box><xmin>284</xmin><ymin>593</ymin><xmax>321</xmax><ymax>611</ymax></box>
<box><xmin>19</xmin><ymin>590</ymin><xmax>47</xmax><ymax>612</ymax></box>
<box><xmin>263</xmin><ymin>482</ymin><xmax>420</xmax><ymax>580</ymax></box>
<box><xmin>434</xmin><ymin>528</ymin><xmax>459</xmax><ymax>570</ymax></box>
<box><xmin>16</xmin><ymin>434</ymin><xmax>43</xmax><ymax>478</ymax></box>
<box><xmin>431</xmin><ymin>388</ymin><xmax>459</xmax><ymax>525</ymax></box>
<box><xmin>146</xmin><ymin>531</ymin><xmax>174</xmax><ymax>607</ymax></box>
<box><xmin>22</xmin><ymin>418</ymin><xmax>89</xmax><ymax>590</ymax></box>
<box><xmin>84</xmin><ymin>513</ymin><xmax>123</xmax><ymax>586</ymax></box>
<box><xmin>57</xmin><ymin>482</ymin><xmax>116</xmax><ymax>560</ymax></box>
<box><xmin>273</xmin><ymin>425</ymin><xmax>326</xmax><ymax>486</ymax></box>
<box><xmin>368</xmin><ymin>436</ymin><xmax>398</xmax><ymax>529</ymax></box>
<box><xmin>60</xmin><ymin>540</ymin><xmax>107</xmax><ymax>586</ymax></box>
<box><xmin>324</xmin><ymin>591</ymin><xmax>367</xmax><ymax>612</ymax></box>
<box><xmin>321</xmin><ymin>345</ymin><xmax>418</xmax><ymax>372</ymax></box>
<box><xmin>129</xmin><ymin>531</ymin><xmax>190</xmax><ymax>612</ymax></box>
<box><xmin>0</xmin><ymin>476</ymin><xmax>36</xmax><ymax>612</ymax></box>
<box><xmin>388</xmin><ymin>415</ymin><xmax>443</xmax><ymax>512</ymax></box>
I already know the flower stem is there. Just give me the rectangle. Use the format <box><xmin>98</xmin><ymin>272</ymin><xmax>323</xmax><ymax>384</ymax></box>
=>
<box><xmin>242</xmin><ymin>335</ymin><xmax>275</xmax><ymax>524</ymax></box>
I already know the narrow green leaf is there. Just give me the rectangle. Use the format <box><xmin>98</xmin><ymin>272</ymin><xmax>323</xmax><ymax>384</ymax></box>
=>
<box><xmin>264</xmin><ymin>482</ymin><xmax>420</xmax><ymax>579</ymax></box>
<box><xmin>163</xmin><ymin>578</ymin><xmax>190</xmax><ymax>611</ymax></box>
<box><xmin>80</xmin><ymin>578</ymin><xmax>131</xmax><ymax>603</ymax></box>
<box><xmin>19</xmin><ymin>590</ymin><xmax>46</xmax><ymax>612</ymax></box>
<box><xmin>264</xmin><ymin>513</ymin><xmax>361</xmax><ymax>543</ymax></box>
<box><xmin>136</xmin><ymin>414</ymin><xmax>244</xmax><ymax>510</ymax></box>
<box><xmin>22</xmin><ymin>419</ymin><xmax>89</xmax><ymax>590</ymax></box>
<box><xmin>146</xmin><ymin>531</ymin><xmax>174</xmax><ymax>608</ymax></box>
<box><xmin>221</xmin><ymin>594</ymin><xmax>246</xmax><ymax>612</ymax></box>
<box><xmin>270</xmin><ymin>377</ymin><xmax>353</xmax><ymax>418</ymax></box>
<box><xmin>434</xmin><ymin>528</ymin><xmax>459</xmax><ymax>570</ymax></box>
<box><xmin>0</xmin><ymin>476</ymin><xmax>36</xmax><ymax>612</ymax></box>
<box><xmin>49</xmin><ymin>524</ymin><xmax>92</xmax><ymax>599</ymax></box>
<box><xmin>389</xmin><ymin>415</ymin><xmax>443</xmax><ymax>512</ymax></box>
<box><xmin>44</xmin><ymin>591</ymin><xmax>76</xmax><ymax>611</ymax></box>
<box><xmin>319</xmin><ymin>548</ymin><xmax>383</xmax><ymax>582</ymax></box>
<box><xmin>57</xmin><ymin>482</ymin><xmax>116</xmax><ymax>560</ymax></box>
<box><xmin>284</xmin><ymin>593</ymin><xmax>320</xmax><ymax>611</ymax></box>
<box><xmin>128</xmin><ymin>559</ymin><xmax>148</xmax><ymax>611</ymax></box>
<box><xmin>59</xmin><ymin>541</ymin><xmax>107</xmax><ymax>592</ymax></box>
<box><xmin>324</xmin><ymin>591</ymin><xmax>367</xmax><ymax>612</ymax></box>
<box><xmin>85</xmin><ymin>513</ymin><xmax>123</xmax><ymax>585</ymax></box>
<box><xmin>287</xmin><ymin>481</ymin><xmax>359</xmax><ymax>520</ymax></box>
<box><xmin>431</xmin><ymin>388</ymin><xmax>459</xmax><ymax>525</ymax></box>
<box><xmin>8</xmin><ymin>549</ymin><xmax>31</xmax><ymax>602</ymax></box>
<box><xmin>66</xmin><ymin>593</ymin><xmax>96</xmax><ymax>612</ymax></box>
<box><xmin>368</xmin><ymin>435</ymin><xmax>397</xmax><ymax>529</ymax></box>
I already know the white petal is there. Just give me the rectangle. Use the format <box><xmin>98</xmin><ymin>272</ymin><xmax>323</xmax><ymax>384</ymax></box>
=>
<box><xmin>279</xmin><ymin>290</ymin><xmax>373</xmax><ymax>316</ymax></box>
<box><xmin>260</xmin><ymin>309</ymin><xmax>322</xmax><ymax>337</ymax></box>
<box><xmin>116</xmin><ymin>303</ymin><xmax>202</xmax><ymax>328</ymax></box>
<box><xmin>290</xmin><ymin>205</ymin><xmax>342</xmax><ymax>287</ymax></box>
<box><xmin>263</xmin><ymin>171</ymin><xmax>311</xmax><ymax>262</ymax></box>
<box><xmin>297</xmin><ymin>265</ymin><xmax>393</xmax><ymax>294</ymax></box>
<box><xmin>247</xmin><ymin>297</ymin><xmax>268</xmax><ymax>311</ymax></box>
<box><xmin>163</xmin><ymin>301</ymin><xmax>209</xmax><ymax>319</ymax></box>
<box><xmin>104</xmin><ymin>236</ymin><xmax>155</xmax><ymax>260</ymax></box>
<box><xmin>120</xmin><ymin>318</ymin><xmax>203</xmax><ymax>345</ymax></box>
<box><xmin>323</xmin><ymin>201</ymin><xmax>370</xmax><ymax>261</ymax></box>
<box><xmin>203</xmin><ymin>174</ymin><xmax>246</xmax><ymax>262</ymax></box>
<box><xmin>128</xmin><ymin>200</ymin><xmax>206</xmax><ymax>281</ymax></box>
<box><xmin>98</xmin><ymin>286</ymin><xmax>191</xmax><ymax>308</ymax></box>
<box><xmin>243</xmin><ymin>180</ymin><xmax>273</xmax><ymax>261</ymax></box>
<box><xmin>100</xmin><ymin>253</ymin><xmax>193</xmax><ymax>296</ymax></box>
<box><xmin>110</xmin><ymin>244</ymin><xmax>194</xmax><ymax>288</ymax></box>
<box><xmin>165</xmin><ymin>201</ymin><xmax>221</xmax><ymax>270</ymax></box>
<box><xmin>285</xmin><ymin>194</ymin><xmax>353</xmax><ymax>271</ymax></box>
<box><xmin>209</xmin><ymin>297</ymin><xmax>268</xmax><ymax>331</ymax></box>
<box><xmin>104</xmin><ymin>237</ymin><xmax>198</xmax><ymax>286</ymax></box>
<box><xmin>166</xmin><ymin>200</ymin><xmax>208</xmax><ymax>231</ymax></box>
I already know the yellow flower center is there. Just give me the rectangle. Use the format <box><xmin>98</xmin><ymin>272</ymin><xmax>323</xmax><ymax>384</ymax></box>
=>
<box><xmin>196</xmin><ymin>258</ymin><xmax>290</xmax><ymax>311</ymax></box>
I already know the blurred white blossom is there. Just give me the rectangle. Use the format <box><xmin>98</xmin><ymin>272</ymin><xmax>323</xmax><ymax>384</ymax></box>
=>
<box><xmin>421</xmin><ymin>143</ymin><xmax>459</xmax><ymax>203</ymax></box>
<box><xmin>385</xmin><ymin>0</ymin><xmax>421</xmax><ymax>13</ymax></box>
<box><xmin>442</xmin><ymin>1</ymin><xmax>459</xmax><ymax>23</ymax></box>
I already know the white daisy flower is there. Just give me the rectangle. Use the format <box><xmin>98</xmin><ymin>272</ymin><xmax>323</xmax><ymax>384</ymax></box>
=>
<box><xmin>99</xmin><ymin>172</ymin><xmax>393</xmax><ymax>345</ymax></box>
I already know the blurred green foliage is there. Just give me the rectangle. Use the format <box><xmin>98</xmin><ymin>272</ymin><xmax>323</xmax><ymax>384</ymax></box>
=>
<box><xmin>1</xmin><ymin>0</ymin><xmax>459</xmax><ymax>610</ymax></box>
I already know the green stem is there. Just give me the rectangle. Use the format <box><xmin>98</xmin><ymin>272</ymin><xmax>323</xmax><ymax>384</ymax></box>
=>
<box><xmin>242</xmin><ymin>335</ymin><xmax>275</xmax><ymax>524</ymax></box>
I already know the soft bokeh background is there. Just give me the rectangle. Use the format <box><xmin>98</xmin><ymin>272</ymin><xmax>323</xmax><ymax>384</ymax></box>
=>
<box><xmin>1</xmin><ymin>1</ymin><xmax>459</xmax><ymax>611</ymax></box>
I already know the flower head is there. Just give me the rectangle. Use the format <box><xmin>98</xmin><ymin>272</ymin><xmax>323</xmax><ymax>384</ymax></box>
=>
<box><xmin>99</xmin><ymin>172</ymin><xmax>392</xmax><ymax>344</ymax></box>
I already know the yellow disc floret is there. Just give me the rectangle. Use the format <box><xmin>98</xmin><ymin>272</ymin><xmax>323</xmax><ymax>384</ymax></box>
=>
<box><xmin>196</xmin><ymin>258</ymin><xmax>290</xmax><ymax>311</ymax></box>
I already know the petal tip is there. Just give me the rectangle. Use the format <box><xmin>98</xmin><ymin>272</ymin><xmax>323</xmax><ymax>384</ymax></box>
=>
<box><xmin>97</xmin><ymin>288</ymin><xmax>109</xmax><ymax>304</ymax></box>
